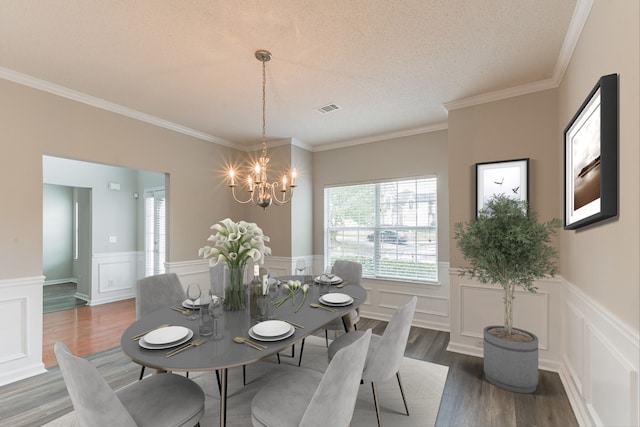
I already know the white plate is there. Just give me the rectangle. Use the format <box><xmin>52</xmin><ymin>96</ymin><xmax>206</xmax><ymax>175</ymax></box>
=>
<box><xmin>143</xmin><ymin>325</ymin><xmax>190</xmax><ymax>345</ymax></box>
<box><xmin>139</xmin><ymin>329</ymin><xmax>194</xmax><ymax>350</ymax></box>
<box><xmin>251</xmin><ymin>320</ymin><xmax>291</xmax><ymax>338</ymax></box>
<box><xmin>320</xmin><ymin>293</ymin><xmax>352</xmax><ymax>305</ymax></box>
<box><xmin>313</xmin><ymin>275</ymin><xmax>343</xmax><ymax>285</ymax></box>
<box><xmin>320</xmin><ymin>299</ymin><xmax>354</xmax><ymax>307</ymax></box>
<box><xmin>182</xmin><ymin>299</ymin><xmax>202</xmax><ymax>309</ymax></box>
<box><xmin>248</xmin><ymin>325</ymin><xmax>295</xmax><ymax>342</ymax></box>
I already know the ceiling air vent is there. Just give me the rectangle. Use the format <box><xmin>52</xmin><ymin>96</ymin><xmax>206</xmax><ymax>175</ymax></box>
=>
<box><xmin>315</xmin><ymin>103</ymin><xmax>341</xmax><ymax>114</ymax></box>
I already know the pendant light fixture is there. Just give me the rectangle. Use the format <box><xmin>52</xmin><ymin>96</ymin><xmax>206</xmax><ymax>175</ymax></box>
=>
<box><xmin>228</xmin><ymin>50</ymin><xmax>296</xmax><ymax>209</ymax></box>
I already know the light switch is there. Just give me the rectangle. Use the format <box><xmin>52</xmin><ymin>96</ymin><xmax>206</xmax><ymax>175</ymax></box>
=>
<box><xmin>109</xmin><ymin>235</ymin><xmax>117</xmax><ymax>243</ymax></box>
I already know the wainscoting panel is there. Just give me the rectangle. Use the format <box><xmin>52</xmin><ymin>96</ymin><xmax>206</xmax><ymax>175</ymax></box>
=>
<box><xmin>0</xmin><ymin>276</ymin><xmax>46</xmax><ymax>386</ymax></box>
<box><xmin>563</xmin><ymin>302</ymin><xmax>586</xmax><ymax>395</ymax></box>
<box><xmin>90</xmin><ymin>252</ymin><xmax>137</xmax><ymax>305</ymax></box>
<box><xmin>359</xmin><ymin>262</ymin><xmax>450</xmax><ymax>331</ymax></box>
<box><xmin>561</xmin><ymin>281</ymin><xmax>639</xmax><ymax>427</ymax></box>
<box><xmin>459</xmin><ymin>285</ymin><xmax>549</xmax><ymax>349</ymax></box>
<box><xmin>448</xmin><ymin>271</ymin><xmax>564</xmax><ymax>372</ymax></box>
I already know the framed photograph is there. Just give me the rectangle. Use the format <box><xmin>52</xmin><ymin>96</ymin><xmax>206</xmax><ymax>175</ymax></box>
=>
<box><xmin>564</xmin><ymin>74</ymin><xmax>618</xmax><ymax>230</ymax></box>
<box><xmin>476</xmin><ymin>158</ymin><xmax>529</xmax><ymax>217</ymax></box>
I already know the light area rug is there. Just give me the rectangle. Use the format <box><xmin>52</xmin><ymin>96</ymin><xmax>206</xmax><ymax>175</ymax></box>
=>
<box><xmin>44</xmin><ymin>335</ymin><xmax>448</xmax><ymax>427</ymax></box>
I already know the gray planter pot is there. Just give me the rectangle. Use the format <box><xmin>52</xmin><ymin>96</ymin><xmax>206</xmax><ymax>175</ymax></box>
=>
<box><xmin>483</xmin><ymin>325</ymin><xmax>539</xmax><ymax>393</ymax></box>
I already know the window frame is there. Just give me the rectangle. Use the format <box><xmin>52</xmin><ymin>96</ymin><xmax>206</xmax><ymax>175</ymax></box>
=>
<box><xmin>324</xmin><ymin>176</ymin><xmax>438</xmax><ymax>284</ymax></box>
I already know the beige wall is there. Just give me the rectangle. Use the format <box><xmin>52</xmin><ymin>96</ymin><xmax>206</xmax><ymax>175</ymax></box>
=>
<box><xmin>448</xmin><ymin>89</ymin><xmax>560</xmax><ymax>267</ymax></box>
<box><xmin>558</xmin><ymin>0</ymin><xmax>639</xmax><ymax>331</ymax></box>
<box><xmin>0</xmin><ymin>78</ymin><xmax>238</xmax><ymax>279</ymax></box>
<box><xmin>312</xmin><ymin>130</ymin><xmax>449</xmax><ymax>263</ymax></box>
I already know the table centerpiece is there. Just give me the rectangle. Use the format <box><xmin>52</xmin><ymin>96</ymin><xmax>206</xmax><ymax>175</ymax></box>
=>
<box><xmin>199</xmin><ymin>218</ymin><xmax>271</xmax><ymax>311</ymax></box>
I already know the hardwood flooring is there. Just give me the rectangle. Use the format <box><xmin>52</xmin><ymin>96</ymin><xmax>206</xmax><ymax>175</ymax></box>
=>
<box><xmin>6</xmin><ymin>301</ymin><xmax>577</xmax><ymax>426</ymax></box>
<box><xmin>42</xmin><ymin>298</ymin><xmax>136</xmax><ymax>368</ymax></box>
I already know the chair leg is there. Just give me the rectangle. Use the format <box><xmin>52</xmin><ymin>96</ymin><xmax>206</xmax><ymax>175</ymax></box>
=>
<box><xmin>396</xmin><ymin>371</ymin><xmax>410</xmax><ymax>416</ymax></box>
<box><xmin>297</xmin><ymin>338</ymin><xmax>306</xmax><ymax>367</ymax></box>
<box><xmin>371</xmin><ymin>382</ymin><xmax>382</xmax><ymax>427</ymax></box>
<box><xmin>215</xmin><ymin>370</ymin><xmax>221</xmax><ymax>394</ymax></box>
<box><xmin>325</xmin><ymin>330</ymin><xmax>329</xmax><ymax>347</ymax></box>
<box><xmin>277</xmin><ymin>352</ymin><xmax>281</xmax><ymax>364</ymax></box>
<box><xmin>243</xmin><ymin>365</ymin><xmax>246</xmax><ymax>385</ymax></box>
<box><xmin>138</xmin><ymin>366</ymin><xmax>145</xmax><ymax>380</ymax></box>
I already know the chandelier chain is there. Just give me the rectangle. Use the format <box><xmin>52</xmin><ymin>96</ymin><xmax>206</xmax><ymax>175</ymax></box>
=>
<box><xmin>261</xmin><ymin>57</ymin><xmax>267</xmax><ymax>158</ymax></box>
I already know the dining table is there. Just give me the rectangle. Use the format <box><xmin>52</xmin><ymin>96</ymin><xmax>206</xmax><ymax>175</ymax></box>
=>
<box><xmin>120</xmin><ymin>276</ymin><xmax>366</xmax><ymax>427</ymax></box>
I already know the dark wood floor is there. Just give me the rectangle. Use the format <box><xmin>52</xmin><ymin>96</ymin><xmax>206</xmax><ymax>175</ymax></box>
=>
<box><xmin>8</xmin><ymin>300</ymin><xmax>577</xmax><ymax>426</ymax></box>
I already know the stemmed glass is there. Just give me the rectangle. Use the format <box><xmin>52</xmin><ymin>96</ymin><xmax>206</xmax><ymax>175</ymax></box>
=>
<box><xmin>323</xmin><ymin>265</ymin><xmax>335</xmax><ymax>292</ymax></box>
<box><xmin>296</xmin><ymin>259</ymin><xmax>306</xmax><ymax>277</ymax></box>
<box><xmin>210</xmin><ymin>296</ymin><xmax>224</xmax><ymax>341</ymax></box>
<box><xmin>186</xmin><ymin>283</ymin><xmax>201</xmax><ymax>320</ymax></box>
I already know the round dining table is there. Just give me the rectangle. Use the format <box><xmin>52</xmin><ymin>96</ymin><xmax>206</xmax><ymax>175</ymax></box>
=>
<box><xmin>120</xmin><ymin>279</ymin><xmax>366</xmax><ymax>427</ymax></box>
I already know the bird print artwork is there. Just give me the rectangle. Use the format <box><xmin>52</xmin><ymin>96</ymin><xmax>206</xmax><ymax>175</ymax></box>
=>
<box><xmin>494</xmin><ymin>178</ymin><xmax>504</xmax><ymax>185</ymax></box>
<box><xmin>512</xmin><ymin>186</ymin><xmax>520</xmax><ymax>194</ymax></box>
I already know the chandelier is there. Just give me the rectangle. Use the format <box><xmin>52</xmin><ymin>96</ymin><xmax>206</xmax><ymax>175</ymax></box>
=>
<box><xmin>228</xmin><ymin>50</ymin><xmax>297</xmax><ymax>209</ymax></box>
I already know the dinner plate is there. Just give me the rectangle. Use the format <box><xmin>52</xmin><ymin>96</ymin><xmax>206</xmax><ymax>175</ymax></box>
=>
<box><xmin>139</xmin><ymin>329</ymin><xmax>194</xmax><ymax>350</ymax></box>
<box><xmin>313</xmin><ymin>275</ymin><xmax>343</xmax><ymax>285</ymax></box>
<box><xmin>182</xmin><ymin>299</ymin><xmax>203</xmax><ymax>309</ymax></box>
<box><xmin>251</xmin><ymin>320</ymin><xmax>290</xmax><ymax>338</ymax></box>
<box><xmin>248</xmin><ymin>324</ymin><xmax>295</xmax><ymax>342</ymax></box>
<box><xmin>320</xmin><ymin>293</ymin><xmax>352</xmax><ymax>304</ymax></box>
<box><xmin>143</xmin><ymin>325</ymin><xmax>190</xmax><ymax>345</ymax></box>
<box><xmin>320</xmin><ymin>295</ymin><xmax>354</xmax><ymax>307</ymax></box>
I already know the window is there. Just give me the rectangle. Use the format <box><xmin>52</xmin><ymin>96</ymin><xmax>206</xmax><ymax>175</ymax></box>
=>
<box><xmin>144</xmin><ymin>188</ymin><xmax>166</xmax><ymax>276</ymax></box>
<box><xmin>324</xmin><ymin>177</ymin><xmax>438</xmax><ymax>282</ymax></box>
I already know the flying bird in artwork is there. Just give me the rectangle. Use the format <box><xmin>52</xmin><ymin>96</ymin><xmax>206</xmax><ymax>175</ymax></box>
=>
<box><xmin>494</xmin><ymin>178</ymin><xmax>504</xmax><ymax>185</ymax></box>
<box><xmin>512</xmin><ymin>186</ymin><xmax>520</xmax><ymax>194</ymax></box>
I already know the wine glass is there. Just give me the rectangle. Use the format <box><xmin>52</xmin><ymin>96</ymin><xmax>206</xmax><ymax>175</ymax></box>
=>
<box><xmin>186</xmin><ymin>283</ymin><xmax>201</xmax><ymax>320</ymax></box>
<box><xmin>323</xmin><ymin>265</ymin><xmax>335</xmax><ymax>293</ymax></box>
<box><xmin>295</xmin><ymin>259</ymin><xmax>306</xmax><ymax>277</ymax></box>
<box><xmin>210</xmin><ymin>295</ymin><xmax>224</xmax><ymax>341</ymax></box>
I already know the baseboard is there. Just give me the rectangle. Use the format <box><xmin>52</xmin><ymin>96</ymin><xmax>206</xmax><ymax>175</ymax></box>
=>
<box><xmin>43</xmin><ymin>278</ymin><xmax>77</xmax><ymax>286</ymax></box>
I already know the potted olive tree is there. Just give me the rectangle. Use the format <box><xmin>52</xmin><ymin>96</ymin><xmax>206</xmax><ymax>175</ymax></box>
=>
<box><xmin>454</xmin><ymin>194</ymin><xmax>561</xmax><ymax>393</ymax></box>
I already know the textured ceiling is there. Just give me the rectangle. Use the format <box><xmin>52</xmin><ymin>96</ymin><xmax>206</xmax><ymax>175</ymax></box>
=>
<box><xmin>0</xmin><ymin>0</ymin><xmax>579</xmax><ymax>150</ymax></box>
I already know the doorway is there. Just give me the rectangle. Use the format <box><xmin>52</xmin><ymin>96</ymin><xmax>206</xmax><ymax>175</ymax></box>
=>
<box><xmin>42</xmin><ymin>155</ymin><xmax>165</xmax><ymax>306</ymax></box>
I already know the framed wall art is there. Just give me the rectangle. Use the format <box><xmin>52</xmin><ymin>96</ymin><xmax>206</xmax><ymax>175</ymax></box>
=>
<box><xmin>564</xmin><ymin>73</ymin><xmax>618</xmax><ymax>230</ymax></box>
<box><xmin>475</xmin><ymin>158</ymin><xmax>529</xmax><ymax>218</ymax></box>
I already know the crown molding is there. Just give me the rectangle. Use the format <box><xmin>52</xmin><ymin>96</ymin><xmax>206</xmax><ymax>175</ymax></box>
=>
<box><xmin>443</xmin><ymin>0</ymin><xmax>594</xmax><ymax>112</ymax></box>
<box><xmin>0</xmin><ymin>66</ymin><xmax>237</xmax><ymax>149</ymax></box>
<box><xmin>313</xmin><ymin>122</ymin><xmax>449</xmax><ymax>152</ymax></box>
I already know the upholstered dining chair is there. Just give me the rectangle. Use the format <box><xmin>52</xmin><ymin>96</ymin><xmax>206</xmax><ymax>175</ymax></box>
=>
<box><xmin>136</xmin><ymin>272</ymin><xmax>186</xmax><ymax>379</ymax></box>
<box><xmin>251</xmin><ymin>329</ymin><xmax>372</xmax><ymax>427</ymax></box>
<box><xmin>297</xmin><ymin>260</ymin><xmax>362</xmax><ymax>367</ymax></box>
<box><xmin>54</xmin><ymin>341</ymin><xmax>205</xmax><ymax>427</ymax></box>
<box><xmin>327</xmin><ymin>296</ymin><xmax>417</xmax><ymax>427</ymax></box>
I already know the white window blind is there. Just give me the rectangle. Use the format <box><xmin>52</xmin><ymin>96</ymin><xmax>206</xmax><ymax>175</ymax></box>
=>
<box><xmin>324</xmin><ymin>177</ymin><xmax>438</xmax><ymax>282</ymax></box>
<box><xmin>144</xmin><ymin>188</ymin><xmax>166</xmax><ymax>276</ymax></box>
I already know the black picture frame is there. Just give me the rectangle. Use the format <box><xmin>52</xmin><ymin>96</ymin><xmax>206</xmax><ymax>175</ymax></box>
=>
<box><xmin>564</xmin><ymin>74</ymin><xmax>618</xmax><ymax>230</ymax></box>
<box><xmin>475</xmin><ymin>158</ymin><xmax>529</xmax><ymax>218</ymax></box>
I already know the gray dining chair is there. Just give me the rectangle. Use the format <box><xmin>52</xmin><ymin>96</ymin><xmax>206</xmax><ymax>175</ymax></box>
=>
<box><xmin>54</xmin><ymin>341</ymin><xmax>205</xmax><ymax>427</ymax></box>
<box><xmin>251</xmin><ymin>329</ymin><xmax>372</xmax><ymax>427</ymax></box>
<box><xmin>327</xmin><ymin>296</ymin><xmax>417</xmax><ymax>427</ymax></box>
<box><xmin>297</xmin><ymin>260</ymin><xmax>362</xmax><ymax>367</ymax></box>
<box><xmin>136</xmin><ymin>272</ymin><xmax>186</xmax><ymax>379</ymax></box>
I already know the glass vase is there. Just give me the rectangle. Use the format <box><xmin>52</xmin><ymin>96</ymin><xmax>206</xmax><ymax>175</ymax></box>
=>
<box><xmin>224</xmin><ymin>263</ymin><xmax>247</xmax><ymax>311</ymax></box>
